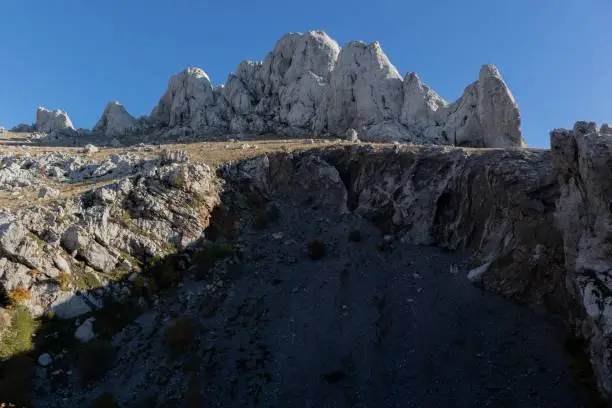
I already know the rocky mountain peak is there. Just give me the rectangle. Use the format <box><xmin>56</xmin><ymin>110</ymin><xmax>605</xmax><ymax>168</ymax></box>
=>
<box><xmin>93</xmin><ymin>101</ymin><xmax>137</xmax><ymax>137</ymax></box>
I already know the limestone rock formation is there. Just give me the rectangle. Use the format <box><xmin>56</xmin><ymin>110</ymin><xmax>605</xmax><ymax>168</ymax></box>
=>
<box><xmin>137</xmin><ymin>31</ymin><xmax>524</xmax><ymax>147</ymax></box>
<box><xmin>36</xmin><ymin>106</ymin><xmax>75</xmax><ymax>133</ymax></box>
<box><xmin>0</xmin><ymin>156</ymin><xmax>220</xmax><ymax>317</ymax></box>
<box><xmin>150</xmin><ymin>67</ymin><xmax>216</xmax><ymax>129</ymax></box>
<box><xmin>551</xmin><ymin>122</ymin><xmax>612</xmax><ymax>397</ymax></box>
<box><xmin>314</xmin><ymin>41</ymin><xmax>404</xmax><ymax>140</ymax></box>
<box><xmin>93</xmin><ymin>101</ymin><xmax>137</xmax><ymax>137</ymax></box>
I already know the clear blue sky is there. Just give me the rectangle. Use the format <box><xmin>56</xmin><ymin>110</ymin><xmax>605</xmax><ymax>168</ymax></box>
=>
<box><xmin>0</xmin><ymin>0</ymin><xmax>610</xmax><ymax>148</ymax></box>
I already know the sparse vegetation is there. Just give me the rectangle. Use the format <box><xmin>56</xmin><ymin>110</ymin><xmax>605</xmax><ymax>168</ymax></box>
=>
<box><xmin>0</xmin><ymin>354</ymin><xmax>35</xmax><ymax>407</ymax></box>
<box><xmin>149</xmin><ymin>256</ymin><xmax>180</xmax><ymax>289</ymax></box>
<box><xmin>253</xmin><ymin>204</ymin><xmax>281</xmax><ymax>230</ymax></box>
<box><xmin>77</xmin><ymin>339</ymin><xmax>117</xmax><ymax>385</ymax></box>
<box><xmin>191</xmin><ymin>243</ymin><xmax>233</xmax><ymax>280</ymax></box>
<box><xmin>56</xmin><ymin>271</ymin><xmax>72</xmax><ymax>291</ymax></box>
<box><xmin>73</xmin><ymin>270</ymin><xmax>102</xmax><ymax>291</ymax></box>
<box><xmin>0</xmin><ymin>306</ymin><xmax>39</xmax><ymax>359</ymax></box>
<box><xmin>7</xmin><ymin>287</ymin><xmax>31</xmax><ymax>306</ymax></box>
<box><xmin>307</xmin><ymin>239</ymin><xmax>326</xmax><ymax>260</ymax></box>
<box><xmin>164</xmin><ymin>316</ymin><xmax>198</xmax><ymax>357</ymax></box>
<box><xmin>90</xmin><ymin>392</ymin><xmax>120</xmax><ymax>408</ymax></box>
<box><xmin>93</xmin><ymin>298</ymin><xmax>141</xmax><ymax>340</ymax></box>
<box><xmin>348</xmin><ymin>229</ymin><xmax>362</xmax><ymax>242</ymax></box>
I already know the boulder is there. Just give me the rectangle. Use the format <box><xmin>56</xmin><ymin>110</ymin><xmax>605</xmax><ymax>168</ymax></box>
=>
<box><xmin>93</xmin><ymin>101</ymin><xmax>137</xmax><ymax>137</ymax></box>
<box><xmin>74</xmin><ymin>317</ymin><xmax>96</xmax><ymax>343</ymax></box>
<box><xmin>35</xmin><ymin>107</ymin><xmax>74</xmax><ymax>133</ymax></box>
<box><xmin>38</xmin><ymin>353</ymin><xmax>53</xmax><ymax>367</ymax></box>
<box><xmin>37</xmin><ymin>186</ymin><xmax>60</xmax><ymax>199</ymax></box>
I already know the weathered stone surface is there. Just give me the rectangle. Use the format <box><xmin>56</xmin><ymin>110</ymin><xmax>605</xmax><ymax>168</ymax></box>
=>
<box><xmin>0</xmin><ymin>154</ymin><xmax>221</xmax><ymax>317</ymax></box>
<box><xmin>551</xmin><ymin>122</ymin><xmax>612</xmax><ymax>397</ymax></box>
<box><xmin>151</xmin><ymin>67</ymin><xmax>215</xmax><ymax>129</ymax></box>
<box><xmin>314</xmin><ymin>41</ymin><xmax>405</xmax><ymax>140</ymax></box>
<box><xmin>38</xmin><ymin>186</ymin><xmax>60</xmax><ymax>199</ymax></box>
<box><xmin>36</xmin><ymin>107</ymin><xmax>74</xmax><ymax>133</ymax></box>
<box><xmin>138</xmin><ymin>32</ymin><xmax>523</xmax><ymax>148</ymax></box>
<box><xmin>75</xmin><ymin>317</ymin><xmax>96</xmax><ymax>342</ymax></box>
<box><xmin>93</xmin><ymin>101</ymin><xmax>137</xmax><ymax>137</ymax></box>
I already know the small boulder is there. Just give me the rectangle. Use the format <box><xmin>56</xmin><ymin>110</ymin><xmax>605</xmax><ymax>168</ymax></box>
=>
<box><xmin>37</xmin><ymin>186</ymin><xmax>60</xmax><ymax>199</ymax></box>
<box><xmin>38</xmin><ymin>353</ymin><xmax>53</xmax><ymax>367</ymax></box>
<box><xmin>345</xmin><ymin>128</ymin><xmax>359</xmax><ymax>142</ymax></box>
<box><xmin>75</xmin><ymin>317</ymin><xmax>96</xmax><ymax>343</ymax></box>
<box><xmin>83</xmin><ymin>144</ymin><xmax>99</xmax><ymax>155</ymax></box>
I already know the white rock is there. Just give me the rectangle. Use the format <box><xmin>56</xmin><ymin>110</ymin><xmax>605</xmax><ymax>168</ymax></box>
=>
<box><xmin>151</xmin><ymin>67</ymin><xmax>215</xmax><ymax>129</ymax></box>
<box><xmin>38</xmin><ymin>353</ymin><xmax>53</xmax><ymax>367</ymax></box>
<box><xmin>35</xmin><ymin>107</ymin><xmax>74</xmax><ymax>133</ymax></box>
<box><xmin>53</xmin><ymin>255</ymin><xmax>71</xmax><ymax>274</ymax></box>
<box><xmin>83</xmin><ymin>144</ymin><xmax>99</xmax><ymax>154</ymax></box>
<box><xmin>93</xmin><ymin>101</ymin><xmax>137</xmax><ymax>137</ymax></box>
<box><xmin>74</xmin><ymin>317</ymin><xmax>96</xmax><ymax>343</ymax></box>
<box><xmin>51</xmin><ymin>293</ymin><xmax>92</xmax><ymax>319</ymax></box>
<box><xmin>37</xmin><ymin>186</ymin><xmax>60</xmax><ymax>199</ymax></box>
<box><xmin>314</xmin><ymin>41</ymin><xmax>404</xmax><ymax>138</ymax></box>
<box><xmin>345</xmin><ymin>128</ymin><xmax>359</xmax><ymax>142</ymax></box>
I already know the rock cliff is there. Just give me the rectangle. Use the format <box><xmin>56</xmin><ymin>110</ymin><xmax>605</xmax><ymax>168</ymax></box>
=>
<box><xmin>36</xmin><ymin>107</ymin><xmax>74</xmax><ymax>133</ymax></box>
<box><xmin>140</xmin><ymin>31</ymin><xmax>523</xmax><ymax>147</ymax></box>
<box><xmin>93</xmin><ymin>101</ymin><xmax>137</xmax><ymax>137</ymax></box>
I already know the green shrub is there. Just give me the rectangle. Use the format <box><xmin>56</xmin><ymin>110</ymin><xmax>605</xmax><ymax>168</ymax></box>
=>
<box><xmin>0</xmin><ymin>306</ymin><xmax>39</xmax><ymax>359</ymax></box>
<box><xmin>191</xmin><ymin>244</ymin><xmax>233</xmax><ymax>281</ymax></box>
<box><xmin>77</xmin><ymin>340</ymin><xmax>116</xmax><ymax>385</ymax></box>
<box><xmin>348</xmin><ymin>229</ymin><xmax>362</xmax><ymax>243</ymax></box>
<box><xmin>0</xmin><ymin>354</ymin><xmax>35</xmax><ymax>407</ymax></box>
<box><xmin>90</xmin><ymin>392</ymin><xmax>120</xmax><ymax>408</ymax></box>
<box><xmin>307</xmin><ymin>239</ymin><xmax>326</xmax><ymax>260</ymax></box>
<box><xmin>149</xmin><ymin>257</ymin><xmax>180</xmax><ymax>289</ymax></box>
<box><xmin>164</xmin><ymin>316</ymin><xmax>198</xmax><ymax>357</ymax></box>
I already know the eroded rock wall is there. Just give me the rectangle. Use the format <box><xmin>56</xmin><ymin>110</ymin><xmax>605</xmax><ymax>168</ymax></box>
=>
<box><xmin>551</xmin><ymin>122</ymin><xmax>612</xmax><ymax>396</ymax></box>
<box><xmin>0</xmin><ymin>157</ymin><xmax>220</xmax><ymax>318</ymax></box>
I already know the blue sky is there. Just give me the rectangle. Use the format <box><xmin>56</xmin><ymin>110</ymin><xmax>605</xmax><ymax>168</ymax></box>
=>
<box><xmin>0</xmin><ymin>0</ymin><xmax>610</xmax><ymax>147</ymax></box>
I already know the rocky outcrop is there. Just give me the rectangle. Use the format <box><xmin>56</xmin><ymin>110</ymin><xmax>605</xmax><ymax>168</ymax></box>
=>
<box><xmin>231</xmin><ymin>145</ymin><xmax>560</xmax><ymax>305</ymax></box>
<box><xmin>36</xmin><ymin>107</ymin><xmax>75</xmax><ymax>133</ymax></box>
<box><xmin>313</xmin><ymin>41</ymin><xmax>404</xmax><ymax>141</ymax></box>
<box><xmin>11</xmin><ymin>123</ymin><xmax>35</xmax><ymax>133</ymax></box>
<box><xmin>150</xmin><ymin>67</ymin><xmax>216</xmax><ymax>129</ymax></box>
<box><xmin>93</xmin><ymin>101</ymin><xmax>137</xmax><ymax>137</ymax></box>
<box><xmin>551</xmin><ymin>122</ymin><xmax>612</xmax><ymax>397</ymax></box>
<box><xmin>0</xmin><ymin>154</ymin><xmax>220</xmax><ymax>317</ymax></box>
<box><xmin>138</xmin><ymin>31</ymin><xmax>523</xmax><ymax>147</ymax></box>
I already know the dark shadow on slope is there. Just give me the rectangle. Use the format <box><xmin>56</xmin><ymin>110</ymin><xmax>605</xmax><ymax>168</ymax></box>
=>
<box><xmin>0</xmin><ymin>151</ymin><xmax>607</xmax><ymax>407</ymax></box>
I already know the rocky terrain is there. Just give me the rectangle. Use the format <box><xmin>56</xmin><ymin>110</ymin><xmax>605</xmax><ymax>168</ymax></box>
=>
<box><xmin>0</xmin><ymin>30</ymin><xmax>610</xmax><ymax>408</ymax></box>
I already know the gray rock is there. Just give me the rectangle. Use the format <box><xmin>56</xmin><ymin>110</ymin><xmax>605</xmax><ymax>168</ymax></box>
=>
<box><xmin>51</xmin><ymin>293</ymin><xmax>93</xmax><ymax>319</ymax></box>
<box><xmin>93</xmin><ymin>101</ymin><xmax>137</xmax><ymax>137</ymax></box>
<box><xmin>37</xmin><ymin>186</ymin><xmax>60</xmax><ymax>199</ymax></box>
<box><xmin>38</xmin><ymin>353</ymin><xmax>53</xmax><ymax>367</ymax></box>
<box><xmin>74</xmin><ymin>317</ymin><xmax>96</xmax><ymax>343</ymax></box>
<box><xmin>36</xmin><ymin>106</ymin><xmax>74</xmax><ymax>133</ymax></box>
<box><xmin>83</xmin><ymin>144</ymin><xmax>99</xmax><ymax>154</ymax></box>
